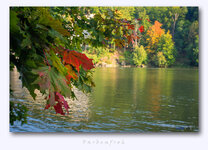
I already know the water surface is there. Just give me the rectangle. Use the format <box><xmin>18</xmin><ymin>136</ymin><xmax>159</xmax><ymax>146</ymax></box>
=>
<box><xmin>10</xmin><ymin>67</ymin><xmax>199</xmax><ymax>132</ymax></box>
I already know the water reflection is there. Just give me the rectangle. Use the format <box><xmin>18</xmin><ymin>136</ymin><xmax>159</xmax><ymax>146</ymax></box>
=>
<box><xmin>10</xmin><ymin>67</ymin><xmax>199</xmax><ymax>132</ymax></box>
<box><xmin>90</xmin><ymin>68</ymin><xmax>198</xmax><ymax>132</ymax></box>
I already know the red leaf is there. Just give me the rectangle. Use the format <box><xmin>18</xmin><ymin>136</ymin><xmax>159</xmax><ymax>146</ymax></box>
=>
<box><xmin>56</xmin><ymin>92</ymin><xmax>70</xmax><ymax>114</ymax></box>
<box><xmin>44</xmin><ymin>92</ymin><xmax>70</xmax><ymax>115</ymax></box>
<box><xmin>54</xmin><ymin>102</ymin><xmax>65</xmax><ymax>115</ymax></box>
<box><xmin>63</xmin><ymin>50</ymin><xmax>94</xmax><ymax>72</ymax></box>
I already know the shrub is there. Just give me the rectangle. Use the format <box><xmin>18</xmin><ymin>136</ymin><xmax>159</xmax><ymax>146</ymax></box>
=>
<box><xmin>153</xmin><ymin>51</ymin><xmax>167</xmax><ymax>67</ymax></box>
<box><xmin>157</xmin><ymin>31</ymin><xmax>176</xmax><ymax>66</ymax></box>
<box><xmin>133</xmin><ymin>45</ymin><xmax>147</xmax><ymax>66</ymax></box>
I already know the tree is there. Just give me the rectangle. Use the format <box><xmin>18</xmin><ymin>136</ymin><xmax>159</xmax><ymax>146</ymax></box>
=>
<box><xmin>193</xmin><ymin>35</ymin><xmax>199</xmax><ymax>65</ymax></box>
<box><xmin>157</xmin><ymin>31</ymin><xmax>176</xmax><ymax>66</ymax></box>
<box><xmin>115</xmin><ymin>7</ymin><xmax>135</xmax><ymax>20</ymax></box>
<box><xmin>10</xmin><ymin>7</ymin><xmax>98</xmax><ymax>122</ymax></box>
<box><xmin>184</xmin><ymin>21</ymin><xmax>199</xmax><ymax>66</ymax></box>
<box><xmin>168</xmin><ymin>7</ymin><xmax>188</xmax><ymax>39</ymax></box>
<box><xmin>146</xmin><ymin>7</ymin><xmax>187</xmax><ymax>39</ymax></box>
<box><xmin>133</xmin><ymin>45</ymin><xmax>147</xmax><ymax>67</ymax></box>
<box><xmin>145</xmin><ymin>20</ymin><xmax>165</xmax><ymax>64</ymax></box>
<box><xmin>153</xmin><ymin>51</ymin><xmax>167</xmax><ymax>67</ymax></box>
<box><xmin>145</xmin><ymin>21</ymin><xmax>176</xmax><ymax>67</ymax></box>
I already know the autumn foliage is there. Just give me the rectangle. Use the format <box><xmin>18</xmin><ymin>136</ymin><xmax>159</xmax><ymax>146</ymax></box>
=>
<box><xmin>35</xmin><ymin>47</ymin><xmax>95</xmax><ymax>115</ymax></box>
<box><xmin>63</xmin><ymin>50</ymin><xmax>94</xmax><ymax>72</ymax></box>
<box><xmin>45</xmin><ymin>92</ymin><xmax>70</xmax><ymax>115</ymax></box>
<box><xmin>124</xmin><ymin>19</ymin><xmax>145</xmax><ymax>46</ymax></box>
<box><xmin>146</xmin><ymin>21</ymin><xmax>165</xmax><ymax>54</ymax></box>
<box><xmin>139</xmin><ymin>25</ymin><xmax>144</xmax><ymax>33</ymax></box>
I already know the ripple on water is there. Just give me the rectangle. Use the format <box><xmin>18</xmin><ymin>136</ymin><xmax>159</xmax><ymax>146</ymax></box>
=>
<box><xmin>10</xmin><ymin>68</ymin><xmax>199</xmax><ymax>132</ymax></box>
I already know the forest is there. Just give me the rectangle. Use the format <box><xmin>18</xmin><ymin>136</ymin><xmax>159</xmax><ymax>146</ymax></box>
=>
<box><xmin>10</xmin><ymin>7</ymin><xmax>198</xmax><ymax>124</ymax></box>
<box><xmin>84</xmin><ymin>7</ymin><xmax>199</xmax><ymax>68</ymax></box>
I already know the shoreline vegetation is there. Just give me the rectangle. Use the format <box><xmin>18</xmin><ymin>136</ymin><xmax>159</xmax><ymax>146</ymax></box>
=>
<box><xmin>81</xmin><ymin>7</ymin><xmax>199</xmax><ymax>69</ymax></box>
<box><xmin>84</xmin><ymin>49</ymin><xmax>198</xmax><ymax>68</ymax></box>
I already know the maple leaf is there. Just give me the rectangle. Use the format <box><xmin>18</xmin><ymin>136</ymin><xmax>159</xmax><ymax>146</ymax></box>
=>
<box><xmin>32</xmin><ymin>68</ymin><xmax>50</xmax><ymax>94</ymax></box>
<box><xmin>54</xmin><ymin>102</ymin><xmax>65</xmax><ymax>115</ymax></box>
<box><xmin>55</xmin><ymin>92</ymin><xmax>70</xmax><ymax>114</ymax></box>
<box><xmin>32</xmin><ymin>47</ymin><xmax>95</xmax><ymax>115</ymax></box>
<box><xmin>33</xmin><ymin>66</ymin><xmax>71</xmax><ymax>105</ymax></box>
<box><xmin>44</xmin><ymin>92</ymin><xmax>70</xmax><ymax>115</ymax></box>
<box><xmin>37</xmin><ymin>8</ymin><xmax>70</xmax><ymax>36</ymax></box>
<box><xmin>63</xmin><ymin>50</ymin><xmax>94</xmax><ymax>72</ymax></box>
<box><xmin>50</xmin><ymin>50</ymin><xmax>67</xmax><ymax>76</ymax></box>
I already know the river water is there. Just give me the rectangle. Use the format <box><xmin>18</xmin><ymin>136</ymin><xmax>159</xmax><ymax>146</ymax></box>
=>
<box><xmin>10</xmin><ymin>67</ymin><xmax>199</xmax><ymax>132</ymax></box>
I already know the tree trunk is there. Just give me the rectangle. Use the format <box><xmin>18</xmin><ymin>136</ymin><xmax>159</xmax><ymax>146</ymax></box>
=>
<box><xmin>172</xmin><ymin>13</ymin><xmax>179</xmax><ymax>40</ymax></box>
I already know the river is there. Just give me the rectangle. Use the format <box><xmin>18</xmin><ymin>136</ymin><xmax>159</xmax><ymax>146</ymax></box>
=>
<box><xmin>10</xmin><ymin>67</ymin><xmax>199</xmax><ymax>132</ymax></box>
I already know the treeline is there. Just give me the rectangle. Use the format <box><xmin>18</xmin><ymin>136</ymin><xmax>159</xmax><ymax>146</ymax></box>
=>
<box><xmin>84</xmin><ymin>7</ymin><xmax>199</xmax><ymax>67</ymax></box>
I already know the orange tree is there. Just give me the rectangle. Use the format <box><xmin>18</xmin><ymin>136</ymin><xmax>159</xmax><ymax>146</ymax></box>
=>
<box><xmin>146</xmin><ymin>21</ymin><xmax>165</xmax><ymax>54</ymax></box>
<box><xmin>145</xmin><ymin>21</ymin><xmax>165</xmax><ymax>65</ymax></box>
<box><xmin>145</xmin><ymin>21</ymin><xmax>176</xmax><ymax>67</ymax></box>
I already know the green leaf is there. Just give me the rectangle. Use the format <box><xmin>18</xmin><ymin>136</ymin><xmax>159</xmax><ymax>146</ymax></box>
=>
<box><xmin>21</xmin><ymin>36</ymin><xmax>32</xmax><ymax>48</ymax></box>
<box><xmin>49</xmin><ymin>50</ymin><xmax>68</xmax><ymax>76</ymax></box>
<box><xmin>33</xmin><ymin>66</ymin><xmax>71</xmax><ymax>102</ymax></box>
<box><xmin>21</xmin><ymin>71</ymin><xmax>39</xmax><ymax>100</ymax></box>
<box><xmin>10</xmin><ymin>10</ymin><xmax>19</xmax><ymax>33</ymax></box>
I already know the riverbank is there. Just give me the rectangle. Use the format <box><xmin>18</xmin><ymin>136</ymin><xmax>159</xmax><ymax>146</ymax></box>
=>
<box><xmin>85</xmin><ymin>50</ymin><xmax>198</xmax><ymax>69</ymax></box>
